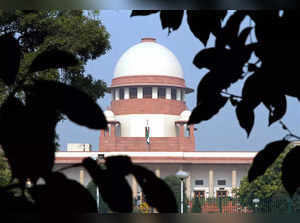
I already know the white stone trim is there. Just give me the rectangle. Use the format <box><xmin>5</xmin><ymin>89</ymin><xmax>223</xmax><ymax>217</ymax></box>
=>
<box><xmin>56</xmin><ymin>151</ymin><xmax>257</xmax><ymax>158</ymax></box>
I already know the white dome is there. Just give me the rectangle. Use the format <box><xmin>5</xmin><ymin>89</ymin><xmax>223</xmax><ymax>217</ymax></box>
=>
<box><xmin>104</xmin><ymin>110</ymin><xmax>115</xmax><ymax>121</ymax></box>
<box><xmin>114</xmin><ymin>38</ymin><xmax>183</xmax><ymax>78</ymax></box>
<box><xmin>180</xmin><ymin>110</ymin><xmax>191</xmax><ymax>121</ymax></box>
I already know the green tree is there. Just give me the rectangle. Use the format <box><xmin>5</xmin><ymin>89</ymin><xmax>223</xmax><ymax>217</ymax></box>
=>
<box><xmin>164</xmin><ymin>175</ymin><xmax>188</xmax><ymax>213</ymax></box>
<box><xmin>236</xmin><ymin>142</ymin><xmax>300</xmax><ymax>213</ymax></box>
<box><xmin>0</xmin><ymin>10</ymin><xmax>110</xmax><ymax>103</ymax></box>
<box><xmin>86</xmin><ymin>180</ymin><xmax>110</xmax><ymax>214</ymax></box>
<box><xmin>191</xmin><ymin>196</ymin><xmax>202</xmax><ymax>213</ymax></box>
<box><xmin>0</xmin><ymin>146</ymin><xmax>11</xmax><ymax>187</ymax></box>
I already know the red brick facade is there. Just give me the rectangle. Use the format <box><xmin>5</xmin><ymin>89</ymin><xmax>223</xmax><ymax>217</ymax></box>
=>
<box><xmin>111</xmin><ymin>75</ymin><xmax>186</xmax><ymax>88</ymax></box>
<box><xmin>111</xmin><ymin>98</ymin><xmax>187</xmax><ymax>115</ymax></box>
<box><xmin>99</xmin><ymin>122</ymin><xmax>195</xmax><ymax>152</ymax></box>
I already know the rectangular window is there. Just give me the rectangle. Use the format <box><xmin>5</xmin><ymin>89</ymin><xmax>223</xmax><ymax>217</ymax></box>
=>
<box><xmin>158</xmin><ymin>87</ymin><xmax>166</xmax><ymax>99</ymax></box>
<box><xmin>119</xmin><ymin>88</ymin><xmax>124</xmax><ymax>100</ymax></box>
<box><xmin>195</xmin><ymin>179</ymin><xmax>204</xmax><ymax>185</ymax></box>
<box><xmin>143</xmin><ymin>87</ymin><xmax>152</xmax><ymax>98</ymax></box>
<box><xmin>217</xmin><ymin>180</ymin><xmax>226</xmax><ymax>186</ymax></box>
<box><xmin>171</xmin><ymin>87</ymin><xmax>177</xmax><ymax>100</ymax></box>
<box><xmin>129</xmin><ymin>87</ymin><xmax>137</xmax><ymax>99</ymax></box>
<box><xmin>181</xmin><ymin>89</ymin><xmax>184</xmax><ymax>101</ymax></box>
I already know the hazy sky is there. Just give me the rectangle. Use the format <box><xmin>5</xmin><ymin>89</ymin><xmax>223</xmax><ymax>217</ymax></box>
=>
<box><xmin>56</xmin><ymin>10</ymin><xmax>300</xmax><ymax>152</ymax></box>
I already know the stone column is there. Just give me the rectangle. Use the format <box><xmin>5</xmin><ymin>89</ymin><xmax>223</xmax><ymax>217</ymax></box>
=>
<box><xmin>79</xmin><ymin>169</ymin><xmax>84</xmax><ymax>185</ymax></box>
<box><xmin>166</xmin><ymin>87</ymin><xmax>171</xmax><ymax>99</ymax></box>
<box><xmin>115</xmin><ymin>88</ymin><xmax>120</xmax><ymax>100</ymax></box>
<box><xmin>155</xmin><ymin>168</ymin><xmax>160</xmax><ymax>178</ymax></box>
<box><xmin>186</xmin><ymin>175</ymin><xmax>191</xmax><ymax>201</ymax></box>
<box><xmin>132</xmin><ymin>175</ymin><xmax>138</xmax><ymax>199</ymax></box>
<box><xmin>137</xmin><ymin>87</ymin><xmax>143</xmax><ymax>99</ymax></box>
<box><xmin>176</xmin><ymin>88</ymin><xmax>181</xmax><ymax>101</ymax></box>
<box><xmin>232</xmin><ymin>170</ymin><xmax>237</xmax><ymax>197</ymax></box>
<box><xmin>232</xmin><ymin>170</ymin><xmax>237</xmax><ymax>188</ymax></box>
<box><xmin>124</xmin><ymin>87</ymin><xmax>129</xmax><ymax>99</ymax></box>
<box><xmin>209</xmin><ymin>170</ymin><xmax>214</xmax><ymax>197</ymax></box>
<box><xmin>152</xmin><ymin>87</ymin><xmax>158</xmax><ymax>99</ymax></box>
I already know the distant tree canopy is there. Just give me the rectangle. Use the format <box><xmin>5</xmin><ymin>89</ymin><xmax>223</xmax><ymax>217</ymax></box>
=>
<box><xmin>0</xmin><ymin>10</ymin><xmax>110</xmax><ymax>102</ymax></box>
<box><xmin>131</xmin><ymin>10</ymin><xmax>300</xmax><ymax>199</ymax></box>
<box><xmin>237</xmin><ymin>143</ymin><xmax>293</xmax><ymax>204</ymax></box>
<box><xmin>164</xmin><ymin>175</ymin><xmax>188</xmax><ymax>213</ymax></box>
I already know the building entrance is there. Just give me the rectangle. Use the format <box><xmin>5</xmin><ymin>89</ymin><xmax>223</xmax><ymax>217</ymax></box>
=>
<box><xmin>216</xmin><ymin>190</ymin><xmax>227</xmax><ymax>198</ymax></box>
<box><xmin>194</xmin><ymin>190</ymin><xmax>205</xmax><ymax>198</ymax></box>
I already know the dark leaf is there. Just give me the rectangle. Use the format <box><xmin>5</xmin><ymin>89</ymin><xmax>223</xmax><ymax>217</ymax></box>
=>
<box><xmin>247</xmin><ymin>63</ymin><xmax>259</xmax><ymax>72</ymax></box>
<box><xmin>30</xmin><ymin>172</ymin><xmax>97</xmax><ymax>213</ymax></box>
<box><xmin>160</xmin><ymin>10</ymin><xmax>184</xmax><ymax>33</ymax></box>
<box><xmin>0</xmin><ymin>95</ymin><xmax>56</xmax><ymax>184</ymax></box>
<box><xmin>265</xmin><ymin>94</ymin><xmax>287</xmax><ymax>126</ymax></box>
<box><xmin>193</xmin><ymin>48</ymin><xmax>229</xmax><ymax>71</ymax></box>
<box><xmin>229</xmin><ymin>97</ymin><xmax>239</xmax><ymax>106</ymax></box>
<box><xmin>188</xmin><ymin>93</ymin><xmax>228</xmax><ymax>125</ymax></box>
<box><xmin>0</xmin><ymin>188</ymin><xmax>36</xmax><ymax>212</ymax></box>
<box><xmin>131</xmin><ymin>165</ymin><xmax>178</xmax><ymax>213</ymax></box>
<box><xmin>29</xmin><ymin>49</ymin><xmax>79</xmax><ymax>73</ymax></box>
<box><xmin>282</xmin><ymin>147</ymin><xmax>300</xmax><ymax>197</ymax></box>
<box><xmin>187</xmin><ymin>11</ymin><xmax>226</xmax><ymax>46</ymax></box>
<box><xmin>82</xmin><ymin>158</ymin><xmax>133</xmax><ymax>212</ymax></box>
<box><xmin>248</xmin><ymin>140</ymin><xmax>290</xmax><ymax>183</ymax></box>
<box><xmin>28</xmin><ymin>80</ymin><xmax>107</xmax><ymax>129</ymax></box>
<box><xmin>222</xmin><ymin>11</ymin><xmax>247</xmax><ymax>47</ymax></box>
<box><xmin>236</xmin><ymin>102</ymin><xmax>255</xmax><ymax>137</ymax></box>
<box><xmin>241</xmin><ymin>73</ymin><xmax>263</xmax><ymax>109</ymax></box>
<box><xmin>130</xmin><ymin>10</ymin><xmax>159</xmax><ymax>17</ymax></box>
<box><xmin>237</xmin><ymin>27</ymin><xmax>252</xmax><ymax>46</ymax></box>
<box><xmin>0</xmin><ymin>33</ymin><xmax>21</xmax><ymax>85</ymax></box>
<box><xmin>105</xmin><ymin>156</ymin><xmax>133</xmax><ymax>177</ymax></box>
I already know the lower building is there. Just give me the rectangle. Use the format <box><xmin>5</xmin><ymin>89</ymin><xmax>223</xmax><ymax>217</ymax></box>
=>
<box><xmin>55</xmin><ymin>150</ymin><xmax>256</xmax><ymax>200</ymax></box>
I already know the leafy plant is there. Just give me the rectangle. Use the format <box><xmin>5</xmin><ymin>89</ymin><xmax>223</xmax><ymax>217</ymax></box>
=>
<box><xmin>0</xmin><ymin>33</ymin><xmax>178</xmax><ymax>213</ymax></box>
<box><xmin>130</xmin><ymin>10</ymin><xmax>300</xmax><ymax>198</ymax></box>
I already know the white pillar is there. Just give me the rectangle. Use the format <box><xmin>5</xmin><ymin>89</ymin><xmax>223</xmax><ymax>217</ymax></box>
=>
<box><xmin>152</xmin><ymin>87</ymin><xmax>158</xmax><ymax>99</ymax></box>
<box><xmin>155</xmin><ymin>168</ymin><xmax>160</xmax><ymax>178</ymax></box>
<box><xmin>137</xmin><ymin>87</ymin><xmax>143</xmax><ymax>99</ymax></box>
<box><xmin>176</xmin><ymin>88</ymin><xmax>181</xmax><ymax>101</ymax></box>
<box><xmin>115</xmin><ymin>88</ymin><xmax>120</xmax><ymax>100</ymax></box>
<box><xmin>209</xmin><ymin>170</ymin><xmax>214</xmax><ymax>197</ymax></box>
<box><xmin>181</xmin><ymin>179</ymin><xmax>184</xmax><ymax>214</ymax></box>
<box><xmin>79</xmin><ymin>169</ymin><xmax>84</xmax><ymax>185</ymax></box>
<box><xmin>166</xmin><ymin>87</ymin><xmax>171</xmax><ymax>99</ymax></box>
<box><xmin>124</xmin><ymin>87</ymin><xmax>129</xmax><ymax>99</ymax></box>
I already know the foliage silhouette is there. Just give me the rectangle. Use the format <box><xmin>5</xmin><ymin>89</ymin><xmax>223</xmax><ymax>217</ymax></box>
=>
<box><xmin>130</xmin><ymin>10</ymin><xmax>300</xmax><ymax>198</ymax></box>
<box><xmin>0</xmin><ymin>33</ymin><xmax>21</xmax><ymax>85</ymax></box>
<box><xmin>131</xmin><ymin>165</ymin><xmax>178</xmax><ymax>213</ymax></box>
<box><xmin>29</xmin><ymin>172</ymin><xmax>98</xmax><ymax>213</ymax></box>
<box><xmin>0</xmin><ymin>30</ymin><xmax>178</xmax><ymax>214</ymax></box>
<box><xmin>248</xmin><ymin>140</ymin><xmax>289</xmax><ymax>183</ymax></box>
<box><xmin>0</xmin><ymin>10</ymin><xmax>110</xmax><ymax>104</ymax></box>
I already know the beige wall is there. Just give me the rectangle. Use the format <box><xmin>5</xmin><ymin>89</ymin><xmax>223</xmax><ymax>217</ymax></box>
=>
<box><xmin>54</xmin><ymin>163</ymin><xmax>250</xmax><ymax>198</ymax></box>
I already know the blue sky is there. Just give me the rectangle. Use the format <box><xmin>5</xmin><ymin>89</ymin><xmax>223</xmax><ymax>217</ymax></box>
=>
<box><xmin>56</xmin><ymin>10</ymin><xmax>300</xmax><ymax>151</ymax></box>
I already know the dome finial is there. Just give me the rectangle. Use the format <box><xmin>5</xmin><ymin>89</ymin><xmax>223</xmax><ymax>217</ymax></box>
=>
<box><xmin>141</xmin><ymin>37</ymin><xmax>156</xmax><ymax>42</ymax></box>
